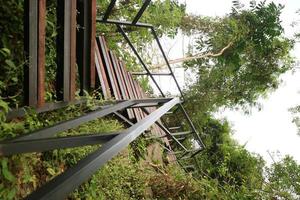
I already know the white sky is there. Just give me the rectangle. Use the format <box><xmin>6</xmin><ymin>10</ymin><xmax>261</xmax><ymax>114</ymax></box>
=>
<box><xmin>152</xmin><ymin>0</ymin><xmax>300</xmax><ymax>164</ymax></box>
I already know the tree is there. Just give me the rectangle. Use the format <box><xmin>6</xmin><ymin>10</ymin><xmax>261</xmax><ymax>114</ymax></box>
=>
<box><xmin>264</xmin><ymin>156</ymin><xmax>300</xmax><ymax>199</ymax></box>
<box><xmin>180</xmin><ymin>2</ymin><xmax>294</xmax><ymax>116</ymax></box>
<box><xmin>190</xmin><ymin>116</ymin><xmax>265</xmax><ymax>199</ymax></box>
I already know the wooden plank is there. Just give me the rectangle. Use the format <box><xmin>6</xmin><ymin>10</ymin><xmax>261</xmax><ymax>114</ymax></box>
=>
<box><xmin>37</xmin><ymin>0</ymin><xmax>46</xmax><ymax>107</ymax></box>
<box><xmin>95</xmin><ymin>40</ymin><xmax>111</xmax><ymax>99</ymax></box>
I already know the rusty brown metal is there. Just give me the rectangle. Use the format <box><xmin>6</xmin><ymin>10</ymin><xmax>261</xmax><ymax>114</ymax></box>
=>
<box><xmin>110</xmin><ymin>52</ymin><xmax>127</xmax><ymax>100</ymax></box>
<box><xmin>119</xmin><ymin>61</ymin><xmax>135</xmax><ymax>100</ymax></box>
<box><xmin>95</xmin><ymin>38</ymin><xmax>111</xmax><ymax>98</ymax></box>
<box><xmin>118</xmin><ymin>61</ymin><xmax>135</xmax><ymax>119</ymax></box>
<box><xmin>70</xmin><ymin>0</ymin><xmax>77</xmax><ymax>101</ymax></box>
<box><xmin>99</xmin><ymin>36</ymin><xmax>121</xmax><ymax>99</ymax></box>
<box><xmin>115</xmin><ymin>59</ymin><xmax>129</xmax><ymax>99</ymax></box>
<box><xmin>37</xmin><ymin>0</ymin><xmax>46</xmax><ymax>108</ymax></box>
<box><xmin>90</xmin><ymin>0</ymin><xmax>96</xmax><ymax>88</ymax></box>
<box><xmin>127</xmin><ymin>73</ymin><xmax>142</xmax><ymax>121</ymax></box>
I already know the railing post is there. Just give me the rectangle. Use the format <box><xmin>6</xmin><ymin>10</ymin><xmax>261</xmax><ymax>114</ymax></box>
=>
<box><xmin>56</xmin><ymin>0</ymin><xmax>77</xmax><ymax>102</ymax></box>
<box><xmin>24</xmin><ymin>0</ymin><xmax>46</xmax><ymax>108</ymax></box>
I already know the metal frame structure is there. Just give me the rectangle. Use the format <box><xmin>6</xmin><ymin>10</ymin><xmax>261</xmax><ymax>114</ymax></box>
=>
<box><xmin>1</xmin><ymin>1</ymin><xmax>205</xmax><ymax>199</ymax></box>
<box><xmin>96</xmin><ymin>0</ymin><xmax>204</xmax><ymax>155</ymax></box>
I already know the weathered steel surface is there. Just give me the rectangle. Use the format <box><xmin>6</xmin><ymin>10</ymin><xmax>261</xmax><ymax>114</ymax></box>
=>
<box><xmin>95</xmin><ymin>39</ymin><xmax>111</xmax><ymax>98</ymax></box>
<box><xmin>24</xmin><ymin>0</ymin><xmax>38</xmax><ymax>106</ymax></box>
<box><xmin>90</xmin><ymin>0</ymin><xmax>97</xmax><ymax>88</ymax></box>
<box><xmin>70</xmin><ymin>0</ymin><xmax>77</xmax><ymax>100</ymax></box>
<box><xmin>98</xmin><ymin>36</ymin><xmax>121</xmax><ymax>99</ymax></box>
<box><xmin>37</xmin><ymin>0</ymin><xmax>46</xmax><ymax>107</ymax></box>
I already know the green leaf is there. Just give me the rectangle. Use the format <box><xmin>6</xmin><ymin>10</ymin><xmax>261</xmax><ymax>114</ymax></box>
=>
<box><xmin>47</xmin><ymin>167</ymin><xmax>56</xmax><ymax>176</ymax></box>
<box><xmin>7</xmin><ymin>188</ymin><xmax>16</xmax><ymax>200</ymax></box>
<box><xmin>11</xmin><ymin>77</ymin><xmax>18</xmax><ymax>83</ymax></box>
<box><xmin>1</xmin><ymin>159</ymin><xmax>15</xmax><ymax>182</ymax></box>
<box><xmin>5</xmin><ymin>59</ymin><xmax>16</xmax><ymax>68</ymax></box>
<box><xmin>0</xmin><ymin>48</ymin><xmax>11</xmax><ymax>56</ymax></box>
<box><xmin>0</xmin><ymin>100</ymin><xmax>9</xmax><ymax>114</ymax></box>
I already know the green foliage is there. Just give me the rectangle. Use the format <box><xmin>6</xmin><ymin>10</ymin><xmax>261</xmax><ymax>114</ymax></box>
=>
<box><xmin>191</xmin><ymin>116</ymin><xmax>265</xmax><ymax>198</ymax></box>
<box><xmin>71</xmin><ymin>149</ymin><xmax>149</xmax><ymax>200</ymax></box>
<box><xmin>289</xmin><ymin>105</ymin><xmax>300</xmax><ymax>135</ymax></box>
<box><xmin>0</xmin><ymin>99</ymin><xmax>124</xmax><ymax>199</ymax></box>
<box><xmin>264</xmin><ymin>156</ymin><xmax>300</xmax><ymax>199</ymax></box>
<box><xmin>183</xmin><ymin>1</ymin><xmax>293</xmax><ymax>114</ymax></box>
<box><xmin>0</xmin><ymin>1</ymin><xmax>25</xmax><ymax>106</ymax></box>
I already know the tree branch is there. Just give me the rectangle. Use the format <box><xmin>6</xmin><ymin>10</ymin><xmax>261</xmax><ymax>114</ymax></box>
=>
<box><xmin>151</xmin><ymin>42</ymin><xmax>233</xmax><ymax>70</ymax></box>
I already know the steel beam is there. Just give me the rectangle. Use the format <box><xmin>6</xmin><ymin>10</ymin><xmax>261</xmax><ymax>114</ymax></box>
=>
<box><xmin>171</xmin><ymin>131</ymin><xmax>192</xmax><ymax>137</ymax></box>
<box><xmin>0</xmin><ymin>133</ymin><xmax>119</xmax><ymax>156</ymax></box>
<box><xmin>141</xmin><ymin>108</ymin><xmax>187</xmax><ymax>151</ymax></box>
<box><xmin>95</xmin><ymin>37</ymin><xmax>111</xmax><ymax>98</ymax></box>
<box><xmin>113</xmin><ymin>111</ymin><xmax>134</xmax><ymax>126</ymax></box>
<box><xmin>13</xmin><ymin>100</ymin><xmax>136</xmax><ymax>141</ymax></box>
<box><xmin>56</xmin><ymin>0</ymin><xmax>77</xmax><ymax>101</ymax></box>
<box><xmin>98</xmin><ymin>36</ymin><xmax>121</xmax><ymax>99</ymax></box>
<box><xmin>77</xmin><ymin>0</ymin><xmax>91</xmax><ymax>95</ymax></box>
<box><xmin>179</xmin><ymin>103</ymin><xmax>205</xmax><ymax>149</ymax></box>
<box><xmin>169</xmin><ymin>126</ymin><xmax>181</xmax><ymax>130</ymax></box>
<box><xmin>6</xmin><ymin>99</ymin><xmax>87</xmax><ymax>120</ymax></box>
<box><xmin>37</xmin><ymin>0</ymin><xmax>46</xmax><ymax>107</ymax></box>
<box><xmin>90</xmin><ymin>0</ymin><xmax>97</xmax><ymax>88</ymax></box>
<box><xmin>97</xmin><ymin>19</ymin><xmax>153</xmax><ymax>28</ymax></box>
<box><xmin>102</xmin><ymin>0</ymin><xmax>117</xmax><ymax>21</ymax></box>
<box><xmin>131</xmin><ymin>72</ymin><xmax>172</xmax><ymax>76</ymax></box>
<box><xmin>24</xmin><ymin>0</ymin><xmax>38</xmax><ymax>106</ymax></box>
<box><xmin>132</xmin><ymin>0</ymin><xmax>151</xmax><ymax>24</ymax></box>
<box><xmin>25</xmin><ymin>98</ymin><xmax>180</xmax><ymax>200</ymax></box>
<box><xmin>190</xmin><ymin>148</ymin><xmax>204</xmax><ymax>158</ymax></box>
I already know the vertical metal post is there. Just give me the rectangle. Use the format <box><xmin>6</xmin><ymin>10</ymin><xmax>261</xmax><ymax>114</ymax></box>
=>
<box><xmin>77</xmin><ymin>0</ymin><xmax>91</xmax><ymax>95</ymax></box>
<box><xmin>179</xmin><ymin>104</ymin><xmax>205</xmax><ymax>148</ymax></box>
<box><xmin>90</xmin><ymin>0</ymin><xmax>97</xmax><ymax>88</ymax></box>
<box><xmin>37</xmin><ymin>0</ymin><xmax>46</xmax><ymax>107</ymax></box>
<box><xmin>56</xmin><ymin>0</ymin><xmax>77</xmax><ymax>102</ymax></box>
<box><xmin>70</xmin><ymin>0</ymin><xmax>77</xmax><ymax>101</ymax></box>
<box><xmin>64</xmin><ymin>0</ymin><xmax>71</xmax><ymax>101</ymax></box>
<box><xmin>24</xmin><ymin>0</ymin><xmax>38</xmax><ymax>106</ymax></box>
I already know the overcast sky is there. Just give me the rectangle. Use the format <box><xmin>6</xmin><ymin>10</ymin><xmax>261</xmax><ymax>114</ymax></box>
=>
<box><xmin>152</xmin><ymin>0</ymin><xmax>300</xmax><ymax>164</ymax></box>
